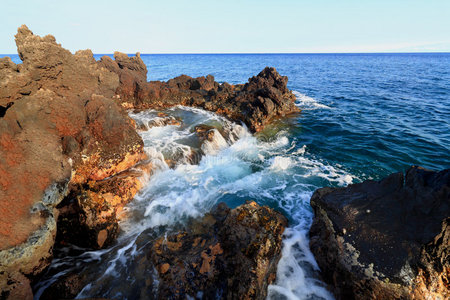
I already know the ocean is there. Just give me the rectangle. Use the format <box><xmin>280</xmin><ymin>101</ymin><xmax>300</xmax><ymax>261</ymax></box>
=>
<box><xmin>5</xmin><ymin>53</ymin><xmax>449</xmax><ymax>299</ymax></box>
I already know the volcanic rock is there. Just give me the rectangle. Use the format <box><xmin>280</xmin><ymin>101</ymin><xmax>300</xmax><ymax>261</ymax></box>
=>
<box><xmin>98</xmin><ymin>54</ymin><xmax>299</xmax><ymax>132</ymax></box>
<box><xmin>150</xmin><ymin>201</ymin><xmax>287</xmax><ymax>299</ymax></box>
<box><xmin>40</xmin><ymin>201</ymin><xmax>287</xmax><ymax>299</ymax></box>
<box><xmin>0</xmin><ymin>25</ymin><xmax>145</xmax><ymax>297</ymax></box>
<box><xmin>1</xmin><ymin>24</ymin><xmax>297</xmax><ymax>299</ymax></box>
<box><xmin>57</xmin><ymin>161</ymin><xmax>152</xmax><ymax>249</ymax></box>
<box><xmin>309</xmin><ymin>166</ymin><xmax>450</xmax><ymax>299</ymax></box>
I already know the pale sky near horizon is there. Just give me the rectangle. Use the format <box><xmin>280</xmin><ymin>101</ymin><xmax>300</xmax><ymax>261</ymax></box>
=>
<box><xmin>1</xmin><ymin>0</ymin><xmax>449</xmax><ymax>54</ymax></box>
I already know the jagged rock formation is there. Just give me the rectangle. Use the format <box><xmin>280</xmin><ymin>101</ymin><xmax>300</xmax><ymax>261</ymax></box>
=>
<box><xmin>40</xmin><ymin>201</ymin><xmax>288</xmax><ymax>300</ymax></box>
<box><xmin>0</xmin><ymin>25</ymin><xmax>295</xmax><ymax>299</ymax></box>
<box><xmin>99</xmin><ymin>54</ymin><xmax>299</xmax><ymax>132</ymax></box>
<box><xmin>309</xmin><ymin>166</ymin><xmax>450</xmax><ymax>299</ymax></box>
<box><xmin>0</xmin><ymin>26</ymin><xmax>146</xmax><ymax>298</ymax></box>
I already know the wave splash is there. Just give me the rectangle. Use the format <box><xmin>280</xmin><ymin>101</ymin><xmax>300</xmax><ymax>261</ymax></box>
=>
<box><xmin>35</xmin><ymin>106</ymin><xmax>353</xmax><ymax>299</ymax></box>
<box><xmin>129</xmin><ymin>106</ymin><xmax>347</xmax><ymax>299</ymax></box>
<box><xmin>294</xmin><ymin>91</ymin><xmax>332</xmax><ymax>110</ymax></box>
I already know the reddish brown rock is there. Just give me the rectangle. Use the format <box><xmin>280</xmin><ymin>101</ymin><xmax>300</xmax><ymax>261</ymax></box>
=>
<box><xmin>1</xmin><ymin>24</ymin><xmax>296</xmax><ymax>299</ymax></box>
<box><xmin>57</xmin><ymin>161</ymin><xmax>152</xmax><ymax>249</ymax></box>
<box><xmin>98</xmin><ymin>52</ymin><xmax>299</xmax><ymax>132</ymax></box>
<box><xmin>309</xmin><ymin>166</ymin><xmax>450</xmax><ymax>299</ymax></box>
<box><xmin>0</xmin><ymin>25</ymin><xmax>145</xmax><ymax>297</ymax></box>
<box><xmin>97</xmin><ymin>52</ymin><xmax>147</xmax><ymax>106</ymax></box>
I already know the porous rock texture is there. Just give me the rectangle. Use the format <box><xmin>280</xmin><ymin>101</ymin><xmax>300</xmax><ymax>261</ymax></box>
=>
<box><xmin>0</xmin><ymin>26</ymin><xmax>146</xmax><ymax>298</ymax></box>
<box><xmin>309</xmin><ymin>166</ymin><xmax>450</xmax><ymax>299</ymax></box>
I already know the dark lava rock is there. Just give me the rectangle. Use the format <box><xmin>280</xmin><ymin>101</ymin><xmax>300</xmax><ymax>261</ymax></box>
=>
<box><xmin>0</xmin><ymin>25</ymin><xmax>146</xmax><ymax>297</ymax></box>
<box><xmin>309</xmin><ymin>166</ymin><xmax>450</xmax><ymax>299</ymax></box>
<box><xmin>41</xmin><ymin>202</ymin><xmax>287</xmax><ymax>300</ymax></box>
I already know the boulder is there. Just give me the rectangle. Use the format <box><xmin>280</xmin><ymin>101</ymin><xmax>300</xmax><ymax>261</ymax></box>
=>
<box><xmin>57</xmin><ymin>161</ymin><xmax>152</xmax><ymax>249</ymax></box>
<box><xmin>309</xmin><ymin>166</ymin><xmax>450</xmax><ymax>299</ymax></box>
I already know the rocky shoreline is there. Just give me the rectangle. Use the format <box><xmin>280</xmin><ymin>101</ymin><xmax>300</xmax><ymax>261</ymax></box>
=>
<box><xmin>1</xmin><ymin>25</ymin><xmax>448</xmax><ymax>300</ymax></box>
<box><xmin>0</xmin><ymin>26</ymin><xmax>296</xmax><ymax>299</ymax></box>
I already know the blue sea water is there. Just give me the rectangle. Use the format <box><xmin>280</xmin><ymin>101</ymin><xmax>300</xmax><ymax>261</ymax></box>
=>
<box><xmin>137</xmin><ymin>53</ymin><xmax>450</xmax><ymax>177</ymax></box>
<box><xmin>5</xmin><ymin>53</ymin><xmax>449</xmax><ymax>177</ymax></box>
<box><xmin>4</xmin><ymin>53</ymin><xmax>449</xmax><ymax>299</ymax></box>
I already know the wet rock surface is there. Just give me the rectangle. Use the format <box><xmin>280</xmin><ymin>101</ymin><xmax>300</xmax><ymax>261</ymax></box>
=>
<box><xmin>151</xmin><ymin>201</ymin><xmax>287</xmax><ymax>299</ymax></box>
<box><xmin>136</xmin><ymin>113</ymin><xmax>182</xmax><ymax>131</ymax></box>
<box><xmin>309</xmin><ymin>166</ymin><xmax>450</xmax><ymax>299</ymax></box>
<box><xmin>56</xmin><ymin>161</ymin><xmax>152</xmax><ymax>249</ymax></box>
<box><xmin>39</xmin><ymin>201</ymin><xmax>287</xmax><ymax>300</ymax></box>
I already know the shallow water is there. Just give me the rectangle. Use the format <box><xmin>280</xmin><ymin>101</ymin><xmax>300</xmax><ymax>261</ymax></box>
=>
<box><xmin>13</xmin><ymin>53</ymin><xmax>448</xmax><ymax>299</ymax></box>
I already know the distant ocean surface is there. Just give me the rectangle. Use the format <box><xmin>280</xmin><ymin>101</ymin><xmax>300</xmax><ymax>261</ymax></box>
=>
<box><xmin>4</xmin><ymin>53</ymin><xmax>450</xmax><ymax>299</ymax></box>
<box><xmin>5</xmin><ymin>53</ymin><xmax>449</xmax><ymax>176</ymax></box>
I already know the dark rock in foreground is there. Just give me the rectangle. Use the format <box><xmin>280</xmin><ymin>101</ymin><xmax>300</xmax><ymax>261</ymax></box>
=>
<box><xmin>40</xmin><ymin>201</ymin><xmax>287</xmax><ymax>300</ymax></box>
<box><xmin>309</xmin><ymin>166</ymin><xmax>450</xmax><ymax>299</ymax></box>
<box><xmin>151</xmin><ymin>201</ymin><xmax>287</xmax><ymax>299</ymax></box>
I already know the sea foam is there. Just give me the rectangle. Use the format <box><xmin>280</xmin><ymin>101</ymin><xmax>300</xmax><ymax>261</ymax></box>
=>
<box><xmin>294</xmin><ymin>91</ymin><xmax>332</xmax><ymax>110</ymax></box>
<box><xmin>37</xmin><ymin>106</ymin><xmax>354</xmax><ymax>299</ymax></box>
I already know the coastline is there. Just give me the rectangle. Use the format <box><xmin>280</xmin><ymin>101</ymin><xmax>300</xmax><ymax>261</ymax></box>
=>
<box><xmin>1</xmin><ymin>25</ymin><xmax>449</xmax><ymax>299</ymax></box>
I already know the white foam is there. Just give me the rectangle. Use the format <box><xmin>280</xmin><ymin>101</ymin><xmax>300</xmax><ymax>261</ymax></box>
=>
<box><xmin>293</xmin><ymin>91</ymin><xmax>332</xmax><ymax>110</ymax></box>
<box><xmin>270</xmin><ymin>156</ymin><xmax>293</xmax><ymax>171</ymax></box>
<box><xmin>46</xmin><ymin>106</ymin><xmax>359</xmax><ymax>299</ymax></box>
<box><xmin>201</xmin><ymin>129</ymin><xmax>229</xmax><ymax>155</ymax></box>
<box><xmin>127</xmin><ymin>107</ymin><xmax>355</xmax><ymax>300</ymax></box>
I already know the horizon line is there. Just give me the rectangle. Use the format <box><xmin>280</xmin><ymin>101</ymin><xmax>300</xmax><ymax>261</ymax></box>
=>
<box><xmin>1</xmin><ymin>51</ymin><xmax>450</xmax><ymax>56</ymax></box>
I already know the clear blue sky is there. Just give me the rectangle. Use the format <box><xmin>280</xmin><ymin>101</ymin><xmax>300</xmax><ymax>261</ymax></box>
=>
<box><xmin>1</xmin><ymin>0</ymin><xmax>449</xmax><ymax>53</ymax></box>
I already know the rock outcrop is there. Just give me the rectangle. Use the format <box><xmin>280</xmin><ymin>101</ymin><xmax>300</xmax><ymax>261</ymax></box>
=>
<box><xmin>40</xmin><ymin>201</ymin><xmax>288</xmax><ymax>300</ymax></box>
<box><xmin>99</xmin><ymin>54</ymin><xmax>299</xmax><ymax>132</ymax></box>
<box><xmin>56</xmin><ymin>161</ymin><xmax>152</xmax><ymax>249</ymax></box>
<box><xmin>1</xmin><ymin>25</ymin><xmax>295</xmax><ymax>299</ymax></box>
<box><xmin>309</xmin><ymin>166</ymin><xmax>450</xmax><ymax>299</ymax></box>
<box><xmin>0</xmin><ymin>26</ymin><xmax>146</xmax><ymax>298</ymax></box>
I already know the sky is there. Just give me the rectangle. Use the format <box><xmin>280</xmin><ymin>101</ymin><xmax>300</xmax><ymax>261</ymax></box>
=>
<box><xmin>1</xmin><ymin>0</ymin><xmax>449</xmax><ymax>54</ymax></box>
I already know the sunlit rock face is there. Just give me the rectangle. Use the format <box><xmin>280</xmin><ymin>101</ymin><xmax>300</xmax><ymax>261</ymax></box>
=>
<box><xmin>309</xmin><ymin>166</ymin><xmax>450</xmax><ymax>299</ymax></box>
<box><xmin>99</xmin><ymin>52</ymin><xmax>299</xmax><ymax>133</ymax></box>
<box><xmin>0</xmin><ymin>25</ymin><xmax>296</xmax><ymax>299</ymax></box>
